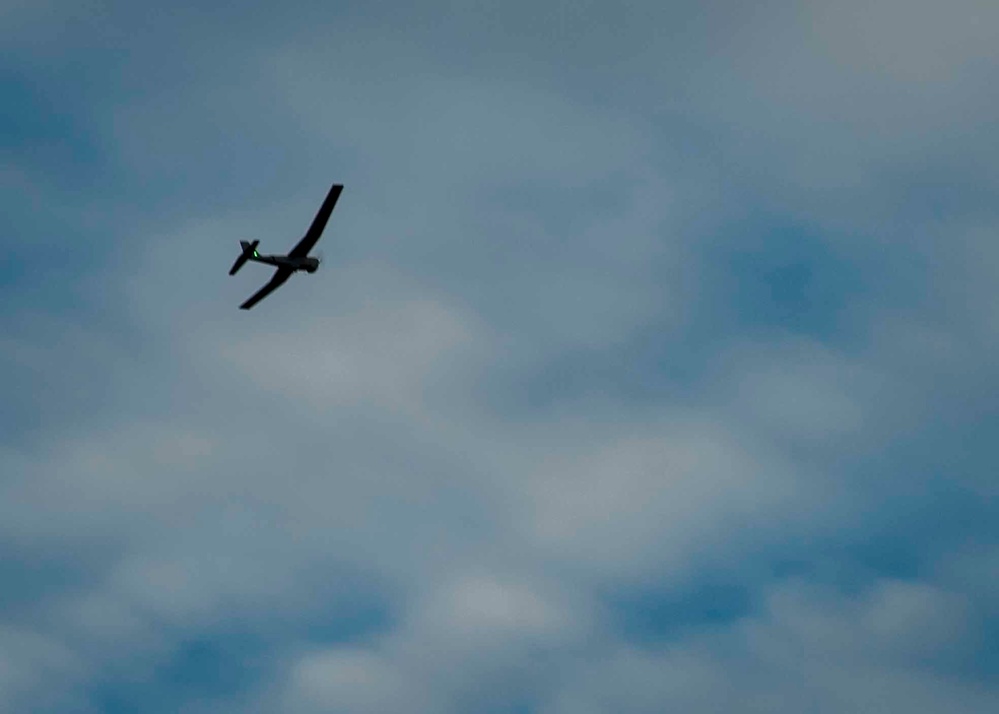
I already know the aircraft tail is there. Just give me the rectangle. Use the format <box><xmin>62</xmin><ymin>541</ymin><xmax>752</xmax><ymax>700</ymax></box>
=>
<box><xmin>229</xmin><ymin>240</ymin><xmax>259</xmax><ymax>275</ymax></box>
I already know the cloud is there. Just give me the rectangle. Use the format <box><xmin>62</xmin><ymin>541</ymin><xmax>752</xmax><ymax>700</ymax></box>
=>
<box><xmin>288</xmin><ymin>648</ymin><xmax>423</xmax><ymax>714</ymax></box>
<box><xmin>0</xmin><ymin>625</ymin><xmax>85</xmax><ymax>712</ymax></box>
<box><xmin>273</xmin><ymin>555</ymin><xmax>999</xmax><ymax>714</ymax></box>
<box><xmin>1</xmin><ymin>1</ymin><xmax>997</xmax><ymax>712</ymax></box>
<box><xmin>516</xmin><ymin>415</ymin><xmax>801</xmax><ymax>581</ymax></box>
<box><xmin>544</xmin><ymin>568</ymin><xmax>996</xmax><ymax>714</ymax></box>
<box><xmin>280</xmin><ymin>569</ymin><xmax>592</xmax><ymax>714</ymax></box>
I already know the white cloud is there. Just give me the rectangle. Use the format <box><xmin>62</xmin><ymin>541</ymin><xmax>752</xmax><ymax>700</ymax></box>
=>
<box><xmin>517</xmin><ymin>415</ymin><xmax>801</xmax><ymax>581</ymax></box>
<box><xmin>636</xmin><ymin>1</ymin><xmax>999</xmax><ymax>234</ymax></box>
<box><xmin>706</xmin><ymin>337</ymin><xmax>872</xmax><ymax>449</ymax></box>
<box><xmin>279</xmin><ymin>568</ymin><xmax>592</xmax><ymax>714</ymax></box>
<box><xmin>806</xmin><ymin>0</ymin><xmax>999</xmax><ymax>85</ymax></box>
<box><xmin>271</xmin><ymin>53</ymin><xmax>649</xmax><ymax>189</ymax></box>
<box><xmin>543</xmin><ymin>574</ymin><xmax>995</xmax><ymax>714</ymax></box>
<box><xmin>217</xmin><ymin>291</ymin><xmax>477</xmax><ymax>415</ymax></box>
<box><xmin>286</xmin><ymin>648</ymin><xmax>424</xmax><ymax>714</ymax></box>
<box><xmin>411</xmin><ymin>571</ymin><xmax>580</xmax><ymax>643</ymax></box>
<box><xmin>0</xmin><ymin>626</ymin><xmax>85</xmax><ymax>712</ymax></box>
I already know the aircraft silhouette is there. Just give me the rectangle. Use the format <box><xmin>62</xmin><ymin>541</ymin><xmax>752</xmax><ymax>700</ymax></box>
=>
<box><xmin>229</xmin><ymin>183</ymin><xmax>343</xmax><ymax>309</ymax></box>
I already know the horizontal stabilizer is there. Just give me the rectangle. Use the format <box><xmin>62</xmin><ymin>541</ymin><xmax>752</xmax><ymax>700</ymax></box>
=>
<box><xmin>229</xmin><ymin>239</ymin><xmax>259</xmax><ymax>275</ymax></box>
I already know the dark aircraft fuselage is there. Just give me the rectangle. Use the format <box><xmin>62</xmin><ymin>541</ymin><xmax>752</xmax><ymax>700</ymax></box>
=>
<box><xmin>249</xmin><ymin>252</ymin><xmax>320</xmax><ymax>273</ymax></box>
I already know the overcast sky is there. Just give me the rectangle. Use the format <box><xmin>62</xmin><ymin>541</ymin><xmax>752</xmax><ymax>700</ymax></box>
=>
<box><xmin>2</xmin><ymin>1</ymin><xmax>997</xmax><ymax>711</ymax></box>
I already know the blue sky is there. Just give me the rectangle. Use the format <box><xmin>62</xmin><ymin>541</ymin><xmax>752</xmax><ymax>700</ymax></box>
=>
<box><xmin>2</xmin><ymin>1</ymin><xmax>997</xmax><ymax>711</ymax></box>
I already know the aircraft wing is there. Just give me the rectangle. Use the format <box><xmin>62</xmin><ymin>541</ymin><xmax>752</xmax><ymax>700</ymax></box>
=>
<box><xmin>240</xmin><ymin>267</ymin><xmax>293</xmax><ymax>310</ymax></box>
<box><xmin>288</xmin><ymin>183</ymin><xmax>343</xmax><ymax>258</ymax></box>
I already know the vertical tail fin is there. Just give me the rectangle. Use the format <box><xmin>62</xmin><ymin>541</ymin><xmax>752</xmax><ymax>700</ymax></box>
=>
<box><xmin>228</xmin><ymin>240</ymin><xmax>259</xmax><ymax>275</ymax></box>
